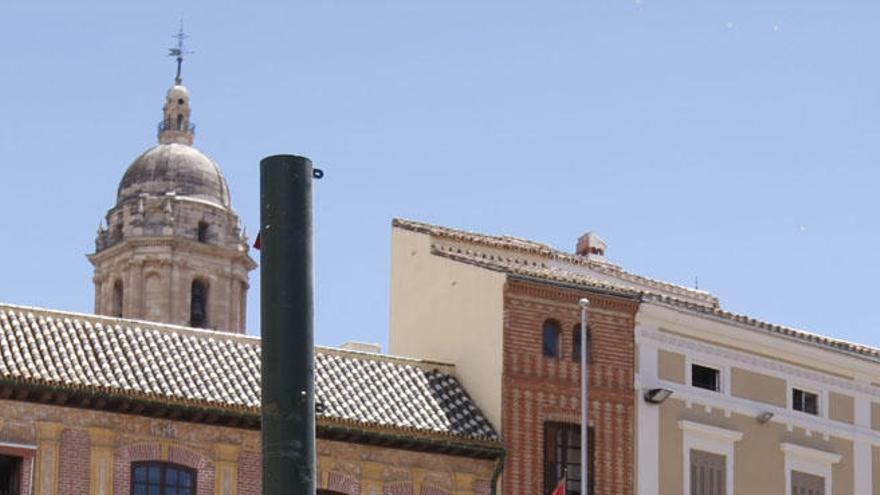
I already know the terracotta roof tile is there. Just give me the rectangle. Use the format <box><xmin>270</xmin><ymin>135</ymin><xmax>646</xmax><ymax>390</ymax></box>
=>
<box><xmin>0</xmin><ymin>303</ymin><xmax>497</xmax><ymax>442</ymax></box>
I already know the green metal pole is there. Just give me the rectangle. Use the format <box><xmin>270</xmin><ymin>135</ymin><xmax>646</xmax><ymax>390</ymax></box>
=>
<box><xmin>260</xmin><ymin>154</ymin><xmax>316</xmax><ymax>495</ymax></box>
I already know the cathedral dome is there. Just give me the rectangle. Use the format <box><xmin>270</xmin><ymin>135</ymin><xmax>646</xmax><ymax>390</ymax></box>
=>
<box><xmin>117</xmin><ymin>143</ymin><xmax>231</xmax><ymax>208</ymax></box>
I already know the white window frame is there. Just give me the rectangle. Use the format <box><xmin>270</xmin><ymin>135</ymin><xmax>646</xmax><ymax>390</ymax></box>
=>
<box><xmin>679</xmin><ymin>420</ymin><xmax>742</xmax><ymax>495</ymax></box>
<box><xmin>687</xmin><ymin>359</ymin><xmax>727</xmax><ymax>394</ymax></box>
<box><xmin>788</xmin><ymin>383</ymin><xmax>827</xmax><ymax>418</ymax></box>
<box><xmin>780</xmin><ymin>442</ymin><xmax>841</xmax><ymax>495</ymax></box>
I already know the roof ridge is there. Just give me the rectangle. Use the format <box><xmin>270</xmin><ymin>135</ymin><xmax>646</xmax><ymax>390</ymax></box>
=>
<box><xmin>394</xmin><ymin>217</ymin><xmax>718</xmax><ymax>306</ymax></box>
<box><xmin>431</xmin><ymin>247</ymin><xmax>641</xmax><ymax>298</ymax></box>
<box><xmin>0</xmin><ymin>302</ymin><xmax>261</xmax><ymax>345</ymax></box>
<box><xmin>316</xmin><ymin>345</ymin><xmax>456</xmax><ymax>373</ymax></box>
<box><xmin>645</xmin><ymin>294</ymin><xmax>880</xmax><ymax>362</ymax></box>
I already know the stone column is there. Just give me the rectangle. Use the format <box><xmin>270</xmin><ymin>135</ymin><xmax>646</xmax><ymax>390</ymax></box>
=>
<box><xmin>635</xmin><ymin>330</ymin><xmax>660</xmax><ymax>495</ymax></box>
<box><xmin>412</xmin><ymin>468</ymin><xmax>425</xmax><ymax>495</ymax></box>
<box><xmin>360</xmin><ymin>462</ymin><xmax>384</xmax><ymax>495</ymax></box>
<box><xmin>214</xmin><ymin>443</ymin><xmax>241</xmax><ymax>495</ymax></box>
<box><xmin>853</xmin><ymin>384</ymin><xmax>873</xmax><ymax>495</ymax></box>
<box><xmin>88</xmin><ymin>428</ymin><xmax>115</xmax><ymax>495</ymax></box>
<box><xmin>34</xmin><ymin>422</ymin><xmax>63</xmax><ymax>495</ymax></box>
<box><xmin>317</xmin><ymin>455</ymin><xmax>331</xmax><ymax>489</ymax></box>
<box><xmin>454</xmin><ymin>473</ymin><xmax>476</xmax><ymax>495</ymax></box>
<box><xmin>170</xmin><ymin>262</ymin><xmax>181</xmax><ymax>325</ymax></box>
<box><xmin>93</xmin><ymin>275</ymin><xmax>104</xmax><ymax>314</ymax></box>
<box><xmin>131</xmin><ymin>260</ymin><xmax>144</xmax><ymax>319</ymax></box>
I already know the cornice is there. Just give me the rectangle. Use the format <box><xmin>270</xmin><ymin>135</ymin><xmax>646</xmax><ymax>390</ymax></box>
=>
<box><xmin>90</xmin><ymin>237</ymin><xmax>255</xmax><ymax>269</ymax></box>
<box><xmin>779</xmin><ymin>442</ymin><xmax>842</xmax><ymax>465</ymax></box>
<box><xmin>640</xmin><ymin>327</ymin><xmax>879</xmax><ymax>397</ymax></box>
<box><xmin>505</xmin><ymin>278</ymin><xmax>638</xmax><ymax>314</ymax></box>
<box><xmin>678</xmin><ymin>420</ymin><xmax>743</xmax><ymax>443</ymax></box>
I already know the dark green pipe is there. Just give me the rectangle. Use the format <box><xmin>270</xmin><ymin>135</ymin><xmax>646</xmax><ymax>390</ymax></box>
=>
<box><xmin>260</xmin><ymin>155</ymin><xmax>316</xmax><ymax>495</ymax></box>
<box><xmin>490</xmin><ymin>449</ymin><xmax>506</xmax><ymax>495</ymax></box>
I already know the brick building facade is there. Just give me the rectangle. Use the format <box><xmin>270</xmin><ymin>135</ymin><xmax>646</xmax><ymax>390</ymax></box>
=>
<box><xmin>502</xmin><ymin>280</ymin><xmax>637</xmax><ymax>495</ymax></box>
<box><xmin>389</xmin><ymin>219</ymin><xmax>691</xmax><ymax>494</ymax></box>
<box><xmin>0</xmin><ymin>304</ymin><xmax>502</xmax><ymax>495</ymax></box>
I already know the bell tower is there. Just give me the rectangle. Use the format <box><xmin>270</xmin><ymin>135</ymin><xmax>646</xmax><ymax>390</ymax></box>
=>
<box><xmin>88</xmin><ymin>32</ymin><xmax>255</xmax><ymax>333</ymax></box>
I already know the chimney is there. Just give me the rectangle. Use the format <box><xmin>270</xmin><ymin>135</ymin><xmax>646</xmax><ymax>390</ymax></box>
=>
<box><xmin>576</xmin><ymin>232</ymin><xmax>607</xmax><ymax>261</ymax></box>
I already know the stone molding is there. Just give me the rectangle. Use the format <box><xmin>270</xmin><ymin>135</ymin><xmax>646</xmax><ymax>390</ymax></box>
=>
<box><xmin>88</xmin><ymin>428</ymin><xmax>115</xmax><ymax>495</ymax></box>
<box><xmin>505</xmin><ymin>279</ymin><xmax>638</xmax><ymax>313</ymax></box>
<box><xmin>640</xmin><ymin>327</ymin><xmax>879</xmax><ymax>397</ymax></box>
<box><xmin>34</xmin><ymin>422</ymin><xmax>63</xmax><ymax>495</ymax></box>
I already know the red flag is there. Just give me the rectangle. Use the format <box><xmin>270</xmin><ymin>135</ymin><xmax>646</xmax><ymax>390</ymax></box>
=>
<box><xmin>253</xmin><ymin>232</ymin><xmax>261</xmax><ymax>250</ymax></box>
<box><xmin>550</xmin><ymin>478</ymin><xmax>566</xmax><ymax>495</ymax></box>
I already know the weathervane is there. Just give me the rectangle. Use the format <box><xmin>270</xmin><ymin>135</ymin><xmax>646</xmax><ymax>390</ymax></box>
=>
<box><xmin>168</xmin><ymin>21</ymin><xmax>192</xmax><ymax>85</ymax></box>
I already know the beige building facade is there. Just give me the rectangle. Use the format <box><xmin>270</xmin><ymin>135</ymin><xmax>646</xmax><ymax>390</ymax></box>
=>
<box><xmin>636</xmin><ymin>299</ymin><xmax>880</xmax><ymax>495</ymax></box>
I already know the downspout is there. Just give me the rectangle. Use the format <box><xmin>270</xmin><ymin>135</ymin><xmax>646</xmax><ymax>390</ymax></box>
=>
<box><xmin>490</xmin><ymin>448</ymin><xmax>506</xmax><ymax>495</ymax></box>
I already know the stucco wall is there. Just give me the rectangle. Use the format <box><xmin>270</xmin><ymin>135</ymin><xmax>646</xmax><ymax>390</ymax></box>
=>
<box><xmin>829</xmin><ymin>393</ymin><xmax>855</xmax><ymax>425</ymax></box>
<box><xmin>389</xmin><ymin>227</ymin><xmax>506</xmax><ymax>430</ymax></box>
<box><xmin>657</xmin><ymin>350</ymin><xmax>685</xmax><ymax>384</ymax></box>
<box><xmin>658</xmin><ymin>397</ymin><xmax>855</xmax><ymax>495</ymax></box>
<box><xmin>730</xmin><ymin>368</ymin><xmax>787</xmax><ymax>407</ymax></box>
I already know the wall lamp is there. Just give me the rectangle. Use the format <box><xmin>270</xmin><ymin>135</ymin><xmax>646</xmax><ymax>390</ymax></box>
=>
<box><xmin>756</xmin><ymin>411</ymin><xmax>774</xmax><ymax>424</ymax></box>
<box><xmin>644</xmin><ymin>388</ymin><xmax>673</xmax><ymax>404</ymax></box>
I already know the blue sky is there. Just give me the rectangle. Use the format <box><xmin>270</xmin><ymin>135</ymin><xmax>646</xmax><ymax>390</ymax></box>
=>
<box><xmin>1</xmin><ymin>1</ymin><xmax>879</xmax><ymax>350</ymax></box>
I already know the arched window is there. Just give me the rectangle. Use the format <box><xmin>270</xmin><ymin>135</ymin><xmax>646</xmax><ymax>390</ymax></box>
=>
<box><xmin>542</xmin><ymin>320</ymin><xmax>561</xmax><ymax>358</ymax></box>
<box><xmin>197</xmin><ymin>221</ymin><xmax>209</xmax><ymax>243</ymax></box>
<box><xmin>112</xmin><ymin>280</ymin><xmax>123</xmax><ymax>318</ymax></box>
<box><xmin>131</xmin><ymin>462</ymin><xmax>196</xmax><ymax>495</ymax></box>
<box><xmin>176</xmin><ymin>114</ymin><xmax>184</xmax><ymax>131</ymax></box>
<box><xmin>190</xmin><ymin>279</ymin><xmax>209</xmax><ymax>328</ymax></box>
<box><xmin>573</xmin><ymin>324</ymin><xmax>592</xmax><ymax>364</ymax></box>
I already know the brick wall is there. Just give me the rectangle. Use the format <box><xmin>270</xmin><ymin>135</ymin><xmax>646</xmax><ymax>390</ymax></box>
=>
<box><xmin>0</xmin><ymin>400</ymin><xmax>496</xmax><ymax>495</ymax></box>
<box><xmin>59</xmin><ymin>428</ymin><xmax>90</xmax><ymax>494</ymax></box>
<box><xmin>237</xmin><ymin>450</ymin><xmax>262</xmax><ymax>495</ymax></box>
<box><xmin>502</xmin><ymin>279</ymin><xmax>637</xmax><ymax>495</ymax></box>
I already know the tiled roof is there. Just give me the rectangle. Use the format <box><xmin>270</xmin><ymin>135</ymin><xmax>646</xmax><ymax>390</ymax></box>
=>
<box><xmin>394</xmin><ymin>218</ymin><xmax>880</xmax><ymax>365</ymax></box>
<box><xmin>393</xmin><ymin>218</ymin><xmax>719</xmax><ymax>307</ymax></box>
<box><xmin>431</xmin><ymin>247</ymin><xmax>642</xmax><ymax>298</ymax></box>
<box><xmin>0</xmin><ymin>303</ymin><xmax>498</xmax><ymax>443</ymax></box>
<box><xmin>645</xmin><ymin>294</ymin><xmax>880</xmax><ymax>363</ymax></box>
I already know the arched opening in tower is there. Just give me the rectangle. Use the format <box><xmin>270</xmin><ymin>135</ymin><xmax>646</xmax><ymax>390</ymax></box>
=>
<box><xmin>190</xmin><ymin>279</ymin><xmax>209</xmax><ymax>328</ymax></box>
<box><xmin>112</xmin><ymin>280</ymin><xmax>124</xmax><ymax>318</ymax></box>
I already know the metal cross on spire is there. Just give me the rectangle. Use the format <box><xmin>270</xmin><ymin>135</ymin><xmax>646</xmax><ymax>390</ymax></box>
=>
<box><xmin>168</xmin><ymin>21</ymin><xmax>192</xmax><ymax>85</ymax></box>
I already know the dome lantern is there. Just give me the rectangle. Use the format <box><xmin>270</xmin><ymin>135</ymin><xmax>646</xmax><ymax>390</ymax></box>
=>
<box><xmin>158</xmin><ymin>85</ymin><xmax>194</xmax><ymax>145</ymax></box>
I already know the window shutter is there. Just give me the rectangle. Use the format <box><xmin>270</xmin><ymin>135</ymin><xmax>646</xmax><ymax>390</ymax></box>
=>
<box><xmin>791</xmin><ymin>471</ymin><xmax>824</xmax><ymax>495</ymax></box>
<box><xmin>690</xmin><ymin>450</ymin><xmax>725</xmax><ymax>495</ymax></box>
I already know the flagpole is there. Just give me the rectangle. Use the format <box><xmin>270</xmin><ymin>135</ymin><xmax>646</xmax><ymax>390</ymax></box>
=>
<box><xmin>579</xmin><ymin>298</ymin><xmax>590</xmax><ymax>495</ymax></box>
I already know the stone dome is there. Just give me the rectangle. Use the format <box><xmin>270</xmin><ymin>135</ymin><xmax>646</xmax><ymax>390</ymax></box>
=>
<box><xmin>117</xmin><ymin>143</ymin><xmax>231</xmax><ymax>208</ymax></box>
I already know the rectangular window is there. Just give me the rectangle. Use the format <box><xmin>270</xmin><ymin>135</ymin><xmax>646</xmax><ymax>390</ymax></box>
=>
<box><xmin>690</xmin><ymin>449</ymin><xmax>725</xmax><ymax>495</ymax></box>
<box><xmin>544</xmin><ymin>423</ymin><xmax>594</xmax><ymax>495</ymax></box>
<box><xmin>791</xmin><ymin>470</ymin><xmax>824</xmax><ymax>495</ymax></box>
<box><xmin>0</xmin><ymin>455</ymin><xmax>21</xmax><ymax>495</ymax></box>
<box><xmin>692</xmin><ymin>364</ymin><xmax>720</xmax><ymax>392</ymax></box>
<box><xmin>792</xmin><ymin>389</ymin><xmax>819</xmax><ymax>415</ymax></box>
<box><xmin>131</xmin><ymin>462</ymin><xmax>196</xmax><ymax>495</ymax></box>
